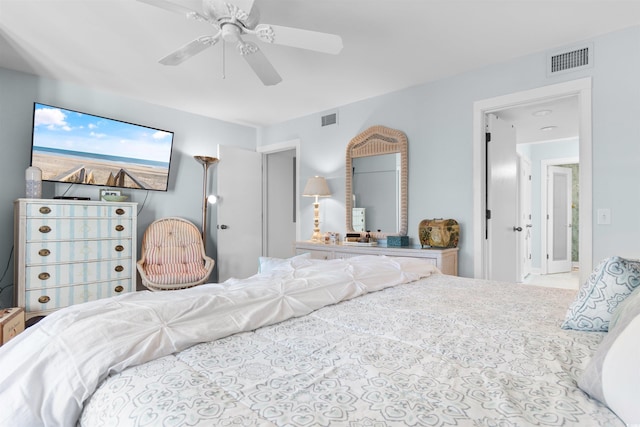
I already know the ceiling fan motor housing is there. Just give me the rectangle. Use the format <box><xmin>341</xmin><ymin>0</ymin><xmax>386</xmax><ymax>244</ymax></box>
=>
<box><xmin>203</xmin><ymin>0</ymin><xmax>259</xmax><ymax>29</ymax></box>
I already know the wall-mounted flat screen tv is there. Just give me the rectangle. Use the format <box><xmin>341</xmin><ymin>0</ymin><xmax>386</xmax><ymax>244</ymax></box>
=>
<box><xmin>31</xmin><ymin>102</ymin><xmax>174</xmax><ymax>191</ymax></box>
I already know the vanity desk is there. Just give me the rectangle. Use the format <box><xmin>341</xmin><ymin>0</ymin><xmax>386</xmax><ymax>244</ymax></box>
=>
<box><xmin>295</xmin><ymin>241</ymin><xmax>458</xmax><ymax>276</ymax></box>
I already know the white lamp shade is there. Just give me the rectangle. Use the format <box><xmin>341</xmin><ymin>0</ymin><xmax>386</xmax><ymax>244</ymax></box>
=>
<box><xmin>303</xmin><ymin>176</ymin><xmax>331</xmax><ymax>197</ymax></box>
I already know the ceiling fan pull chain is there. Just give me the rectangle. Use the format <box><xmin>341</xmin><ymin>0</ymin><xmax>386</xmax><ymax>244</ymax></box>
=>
<box><xmin>222</xmin><ymin>40</ymin><xmax>226</xmax><ymax>80</ymax></box>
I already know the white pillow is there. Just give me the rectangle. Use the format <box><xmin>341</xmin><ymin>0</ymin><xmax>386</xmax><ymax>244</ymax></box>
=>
<box><xmin>561</xmin><ymin>256</ymin><xmax>640</xmax><ymax>331</ymax></box>
<box><xmin>258</xmin><ymin>253</ymin><xmax>311</xmax><ymax>274</ymax></box>
<box><xmin>609</xmin><ymin>285</ymin><xmax>640</xmax><ymax>331</ymax></box>
<box><xmin>578</xmin><ymin>286</ymin><xmax>640</xmax><ymax>425</ymax></box>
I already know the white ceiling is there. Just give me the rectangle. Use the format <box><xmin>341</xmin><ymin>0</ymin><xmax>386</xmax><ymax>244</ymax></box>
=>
<box><xmin>2</xmin><ymin>1</ymin><xmax>640</xmax><ymax>128</ymax></box>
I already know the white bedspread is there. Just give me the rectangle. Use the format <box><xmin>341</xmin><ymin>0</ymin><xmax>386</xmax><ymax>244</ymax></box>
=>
<box><xmin>80</xmin><ymin>273</ymin><xmax>624</xmax><ymax>426</ymax></box>
<box><xmin>0</xmin><ymin>255</ymin><xmax>436</xmax><ymax>427</ymax></box>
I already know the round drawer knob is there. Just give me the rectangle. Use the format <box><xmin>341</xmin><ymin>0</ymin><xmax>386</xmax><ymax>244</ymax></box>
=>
<box><xmin>115</xmin><ymin>225</ymin><xmax>125</xmax><ymax>232</ymax></box>
<box><xmin>38</xmin><ymin>295</ymin><xmax>50</xmax><ymax>304</ymax></box>
<box><xmin>115</xmin><ymin>208</ymin><xmax>125</xmax><ymax>216</ymax></box>
<box><xmin>39</xmin><ymin>225</ymin><xmax>52</xmax><ymax>233</ymax></box>
<box><xmin>115</xmin><ymin>245</ymin><xmax>124</xmax><ymax>252</ymax></box>
<box><xmin>38</xmin><ymin>272</ymin><xmax>50</xmax><ymax>280</ymax></box>
<box><xmin>114</xmin><ymin>265</ymin><xmax>124</xmax><ymax>272</ymax></box>
<box><xmin>38</xmin><ymin>249</ymin><xmax>51</xmax><ymax>257</ymax></box>
<box><xmin>114</xmin><ymin>285</ymin><xmax>124</xmax><ymax>293</ymax></box>
<box><xmin>39</xmin><ymin>207</ymin><xmax>52</xmax><ymax>214</ymax></box>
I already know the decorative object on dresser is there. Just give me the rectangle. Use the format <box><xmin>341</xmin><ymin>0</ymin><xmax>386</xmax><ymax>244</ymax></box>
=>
<box><xmin>194</xmin><ymin>155</ymin><xmax>219</xmax><ymax>251</ymax></box>
<box><xmin>387</xmin><ymin>235</ymin><xmax>409</xmax><ymax>247</ymax></box>
<box><xmin>345</xmin><ymin>125</ymin><xmax>408</xmax><ymax>240</ymax></box>
<box><xmin>13</xmin><ymin>199</ymin><xmax>137</xmax><ymax>321</ymax></box>
<box><xmin>295</xmin><ymin>241</ymin><xmax>458</xmax><ymax>276</ymax></box>
<box><xmin>0</xmin><ymin>307</ymin><xmax>24</xmax><ymax>345</ymax></box>
<box><xmin>419</xmin><ymin>218</ymin><xmax>460</xmax><ymax>248</ymax></box>
<box><xmin>302</xmin><ymin>176</ymin><xmax>331</xmax><ymax>242</ymax></box>
<box><xmin>137</xmin><ymin>217</ymin><xmax>215</xmax><ymax>291</ymax></box>
<box><xmin>25</xmin><ymin>166</ymin><xmax>42</xmax><ymax>199</ymax></box>
<box><xmin>99</xmin><ymin>188</ymin><xmax>129</xmax><ymax>202</ymax></box>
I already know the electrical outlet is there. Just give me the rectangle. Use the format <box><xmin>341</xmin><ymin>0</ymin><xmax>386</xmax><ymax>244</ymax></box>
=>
<box><xmin>597</xmin><ymin>208</ymin><xmax>611</xmax><ymax>225</ymax></box>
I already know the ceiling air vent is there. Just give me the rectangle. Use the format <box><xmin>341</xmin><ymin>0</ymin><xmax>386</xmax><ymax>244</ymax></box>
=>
<box><xmin>321</xmin><ymin>112</ymin><xmax>338</xmax><ymax>127</ymax></box>
<box><xmin>547</xmin><ymin>43</ymin><xmax>593</xmax><ymax>77</ymax></box>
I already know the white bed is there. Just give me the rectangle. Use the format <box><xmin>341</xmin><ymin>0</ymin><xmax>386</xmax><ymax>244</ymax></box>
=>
<box><xmin>0</xmin><ymin>254</ymin><xmax>635</xmax><ymax>426</ymax></box>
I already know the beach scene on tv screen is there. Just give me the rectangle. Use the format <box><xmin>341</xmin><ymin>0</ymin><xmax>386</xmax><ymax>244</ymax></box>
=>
<box><xmin>31</xmin><ymin>104</ymin><xmax>173</xmax><ymax>191</ymax></box>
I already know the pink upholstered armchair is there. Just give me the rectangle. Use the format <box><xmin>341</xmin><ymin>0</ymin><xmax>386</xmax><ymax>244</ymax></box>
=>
<box><xmin>137</xmin><ymin>217</ymin><xmax>215</xmax><ymax>291</ymax></box>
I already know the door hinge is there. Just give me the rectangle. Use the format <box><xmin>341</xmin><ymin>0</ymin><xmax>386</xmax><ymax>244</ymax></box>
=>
<box><xmin>485</xmin><ymin>132</ymin><xmax>491</xmax><ymax>143</ymax></box>
<box><xmin>546</xmin><ymin>254</ymin><xmax>549</xmax><ymax>259</ymax></box>
<box><xmin>486</xmin><ymin>209</ymin><xmax>492</xmax><ymax>219</ymax></box>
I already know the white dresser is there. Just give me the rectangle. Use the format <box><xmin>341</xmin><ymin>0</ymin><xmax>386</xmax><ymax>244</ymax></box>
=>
<box><xmin>14</xmin><ymin>199</ymin><xmax>137</xmax><ymax>320</ymax></box>
<box><xmin>295</xmin><ymin>241</ymin><xmax>458</xmax><ymax>276</ymax></box>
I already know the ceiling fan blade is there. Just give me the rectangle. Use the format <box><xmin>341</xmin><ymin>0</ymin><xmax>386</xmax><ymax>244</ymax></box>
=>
<box><xmin>138</xmin><ymin>0</ymin><xmax>217</xmax><ymax>26</ymax></box>
<box><xmin>138</xmin><ymin>0</ymin><xmax>201</xmax><ymax>17</ymax></box>
<box><xmin>238</xmin><ymin>42</ymin><xmax>282</xmax><ymax>86</ymax></box>
<box><xmin>159</xmin><ymin>34</ymin><xmax>220</xmax><ymax>65</ymax></box>
<box><xmin>253</xmin><ymin>24</ymin><xmax>343</xmax><ymax>55</ymax></box>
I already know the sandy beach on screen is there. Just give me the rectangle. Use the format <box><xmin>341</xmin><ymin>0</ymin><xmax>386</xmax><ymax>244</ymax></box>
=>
<box><xmin>32</xmin><ymin>152</ymin><xmax>169</xmax><ymax>191</ymax></box>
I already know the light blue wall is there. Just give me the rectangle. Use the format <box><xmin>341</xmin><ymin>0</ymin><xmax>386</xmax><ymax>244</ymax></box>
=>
<box><xmin>0</xmin><ymin>68</ymin><xmax>256</xmax><ymax>307</ymax></box>
<box><xmin>3</xmin><ymin>25</ymin><xmax>640</xmax><ymax>306</ymax></box>
<box><xmin>259</xmin><ymin>25</ymin><xmax>640</xmax><ymax>278</ymax></box>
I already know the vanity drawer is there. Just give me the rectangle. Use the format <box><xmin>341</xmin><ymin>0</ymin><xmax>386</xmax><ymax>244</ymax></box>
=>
<box><xmin>24</xmin><ymin>259</ymin><xmax>132</xmax><ymax>289</ymax></box>
<box><xmin>25</xmin><ymin>240</ymin><xmax>132</xmax><ymax>264</ymax></box>
<box><xmin>25</xmin><ymin>218</ymin><xmax>133</xmax><ymax>241</ymax></box>
<box><xmin>24</xmin><ymin>202</ymin><xmax>134</xmax><ymax>218</ymax></box>
<box><xmin>24</xmin><ymin>281</ymin><xmax>130</xmax><ymax>313</ymax></box>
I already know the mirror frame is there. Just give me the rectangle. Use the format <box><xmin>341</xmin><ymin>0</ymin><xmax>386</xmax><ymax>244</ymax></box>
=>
<box><xmin>345</xmin><ymin>125</ymin><xmax>408</xmax><ymax>238</ymax></box>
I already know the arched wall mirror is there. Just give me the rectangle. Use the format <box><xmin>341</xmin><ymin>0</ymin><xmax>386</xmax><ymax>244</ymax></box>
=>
<box><xmin>345</xmin><ymin>125</ymin><xmax>408</xmax><ymax>238</ymax></box>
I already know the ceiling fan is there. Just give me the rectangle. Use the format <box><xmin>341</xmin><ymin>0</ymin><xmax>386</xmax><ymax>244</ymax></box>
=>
<box><xmin>139</xmin><ymin>0</ymin><xmax>343</xmax><ymax>86</ymax></box>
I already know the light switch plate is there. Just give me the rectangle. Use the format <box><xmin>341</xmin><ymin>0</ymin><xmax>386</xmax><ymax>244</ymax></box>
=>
<box><xmin>597</xmin><ymin>208</ymin><xmax>611</xmax><ymax>225</ymax></box>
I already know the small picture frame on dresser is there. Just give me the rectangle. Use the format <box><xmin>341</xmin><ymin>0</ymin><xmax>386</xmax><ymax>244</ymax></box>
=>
<box><xmin>100</xmin><ymin>189</ymin><xmax>121</xmax><ymax>201</ymax></box>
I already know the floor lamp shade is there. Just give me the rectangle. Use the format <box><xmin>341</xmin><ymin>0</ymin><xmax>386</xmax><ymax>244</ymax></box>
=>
<box><xmin>303</xmin><ymin>176</ymin><xmax>331</xmax><ymax>242</ymax></box>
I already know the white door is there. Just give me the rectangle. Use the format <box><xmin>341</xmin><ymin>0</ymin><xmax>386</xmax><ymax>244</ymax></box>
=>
<box><xmin>518</xmin><ymin>155</ymin><xmax>533</xmax><ymax>281</ymax></box>
<box><xmin>547</xmin><ymin>166</ymin><xmax>573</xmax><ymax>274</ymax></box>
<box><xmin>217</xmin><ymin>145</ymin><xmax>262</xmax><ymax>282</ymax></box>
<box><xmin>486</xmin><ymin>113</ymin><xmax>518</xmax><ymax>282</ymax></box>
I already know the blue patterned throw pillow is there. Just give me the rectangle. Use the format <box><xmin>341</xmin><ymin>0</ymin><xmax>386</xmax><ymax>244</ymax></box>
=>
<box><xmin>561</xmin><ymin>256</ymin><xmax>640</xmax><ymax>332</ymax></box>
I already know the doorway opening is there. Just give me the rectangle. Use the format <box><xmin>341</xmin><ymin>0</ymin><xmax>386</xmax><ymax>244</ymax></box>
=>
<box><xmin>473</xmin><ymin>78</ymin><xmax>592</xmax><ymax>286</ymax></box>
<box><xmin>259</xmin><ymin>140</ymin><xmax>301</xmax><ymax>259</ymax></box>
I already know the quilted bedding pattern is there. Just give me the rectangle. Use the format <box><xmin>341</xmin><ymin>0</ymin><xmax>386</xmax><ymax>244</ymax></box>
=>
<box><xmin>80</xmin><ymin>275</ymin><xmax>623</xmax><ymax>426</ymax></box>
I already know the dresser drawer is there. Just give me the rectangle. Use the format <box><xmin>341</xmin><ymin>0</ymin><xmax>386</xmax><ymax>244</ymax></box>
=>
<box><xmin>25</xmin><ymin>240</ymin><xmax>132</xmax><ymax>265</ymax></box>
<box><xmin>25</xmin><ymin>260</ymin><xmax>132</xmax><ymax>289</ymax></box>
<box><xmin>25</xmin><ymin>218</ymin><xmax>133</xmax><ymax>241</ymax></box>
<box><xmin>24</xmin><ymin>281</ymin><xmax>131</xmax><ymax>313</ymax></box>
<box><xmin>24</xmin><ymin>202</ymin><xmax>134</xmax><ymax>218</ymax></box>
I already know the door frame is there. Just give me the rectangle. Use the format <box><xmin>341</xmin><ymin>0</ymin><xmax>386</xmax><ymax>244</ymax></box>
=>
<box><xmin>517</xmin><ymin>154</ymin><xmax>532</xmax><ymax>282</ymax></box>
<box><xmin>257</xmin><ymin>139</ymin><xmax>301</xmax><ymax>255</ymax></box>
<box><xmin>541</xmin><ymin>158</ymin><xmax>578</xmax><ymax>274</ymax></box>
<box><xmin>472</xmin><ymin>77</ymin><xmax>592</xmax><ymax>283</ymax></box>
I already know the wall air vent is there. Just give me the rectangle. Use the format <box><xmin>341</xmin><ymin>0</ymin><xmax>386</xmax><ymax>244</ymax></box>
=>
<box><xmin>547</xmin><ymin>43</ymin><xmax>593</xmax><ymax>77</ymax></box>
<box><xmin>321</xmin><ymin>112</ymin><xmax>338</xmax><ymax>127</ymax></box>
